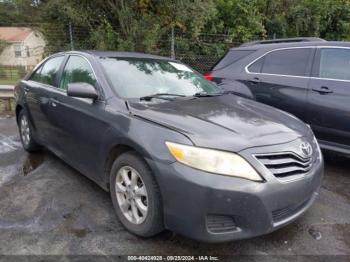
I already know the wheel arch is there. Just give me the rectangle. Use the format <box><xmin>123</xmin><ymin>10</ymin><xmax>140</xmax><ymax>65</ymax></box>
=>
<box><xmin>104</xmin><ymin>143</ymin><xmax>156</xmax><ymax>192</ymax></box>
<box><xmin>15</xmin><ymin>104</ymin><xmax>23</xmax><ymax>125</ymax></box>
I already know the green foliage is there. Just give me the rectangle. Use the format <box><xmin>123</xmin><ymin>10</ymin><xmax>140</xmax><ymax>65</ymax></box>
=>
<box><xmin>208</xmin><ymin>0</ymin><xmax>266</xmax><ymax>42</ymax></box>
<box><xmin>90</xmin><ymin>21</ymin><xmax>120</xmax><ymax>51</ymax></box>
<box><xmin>286</xmin><ymin>0</ymin><xmax>321</xmax><ymax>37</ymax></box>
<box><xmin>319</xmin><ymin>0</ymin><xmax>350</xmax><ymax>40</ymax></box>
<box><xmin>0</xmin><ymin>65</ymin><xmax>26</xmax><ymax>82</ymax></box>
<box><xmin>257</xmin><ymin>0</ymin><xmax>297</xmax><ymax>38</ymax></box>
<box><xmin>2</xmin><ymin>0</ymin><xmax>350</xmax><ymax>56</ymax></box>
<box><xmin>110</xmin><ymin>1</ymin><xmax>161</xmax><ymax>52</ymax></box>
<box><xmin>259</xmin><ymin>0</ymin><xmax>350</xmax><ymax>40</ymax></box>
<box><xmin>0</xmin><ymin>0</ymin><xmax>40</xmax><ymax>25</ymax></box>
<box><xmin>0</xmin><ymin>40</ymin><xmax>9</xmax><ymax>54</ymax></box>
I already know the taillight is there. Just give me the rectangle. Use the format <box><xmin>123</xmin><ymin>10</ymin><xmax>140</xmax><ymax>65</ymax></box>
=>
<box><xmin>203</xmin><ymin>72</ymin><xmax>213</xmax><ymax>81</ymax></box>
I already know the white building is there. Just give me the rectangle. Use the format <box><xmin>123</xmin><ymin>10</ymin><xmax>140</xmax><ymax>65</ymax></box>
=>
<box><xmin>0</xmin><ymin>27</ymin><xmax>46</xmax><ymax>71</ymax></box>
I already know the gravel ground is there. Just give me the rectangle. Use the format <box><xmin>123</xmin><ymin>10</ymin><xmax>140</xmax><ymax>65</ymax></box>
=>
<box><xmin>0</xmin><ymin>116</ymin><xmax>349</xmax><ymax>259</ymax></box>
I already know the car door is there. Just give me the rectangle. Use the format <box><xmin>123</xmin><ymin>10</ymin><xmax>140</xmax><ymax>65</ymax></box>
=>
<box><xmin>47</xmin><ymin>55</ymin><xmax>110</xmax><ymax>182</ymax></box>
<box><xmin>307</xmin><ymin>47</ymin><xmax>350</xmax><ymax>149</ymax></box>
<box><xmin>23</xmin><ymin>55</ymin><xmax>65</xmax><ymax>144</ymax></box>
<box><xmin>245</xmin><ymin>47</ymin><xmax>314</xmax><ymax>120</ymax></box>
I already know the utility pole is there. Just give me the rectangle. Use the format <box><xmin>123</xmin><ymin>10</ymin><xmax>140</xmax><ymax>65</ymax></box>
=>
<box><xmin>171</xmin><ymin>26</ymin><xmax>175</xmax><ymax>59</ymax></box>
<box><xmin>69</xmin><ymin>22</ymin><xmax>74</xmax><ymax>50</ymax></box>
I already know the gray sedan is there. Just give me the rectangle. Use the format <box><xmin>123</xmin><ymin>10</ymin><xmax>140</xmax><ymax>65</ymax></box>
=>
<box><xmin>14</xmin><ymin>51</ymin><xmax>323</xmax><ymax>242</ymax></box>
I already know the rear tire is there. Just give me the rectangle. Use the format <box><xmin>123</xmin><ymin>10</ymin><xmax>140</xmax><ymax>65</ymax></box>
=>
<box><xmin>110</xmin><ymin>151</ymin><xmax>164</xmax><ymax>237</ymax></box>
<box><xmin>18</xmin><ymin>109</ymin><xmax>41</xmax><ymax>152</ymax></box>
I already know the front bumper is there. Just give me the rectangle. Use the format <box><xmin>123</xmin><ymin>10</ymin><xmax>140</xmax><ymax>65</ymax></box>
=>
<box><xmin>147</xmin><ymin>138</ymin><xmax>324</xmax><ymax>242</ymax></box>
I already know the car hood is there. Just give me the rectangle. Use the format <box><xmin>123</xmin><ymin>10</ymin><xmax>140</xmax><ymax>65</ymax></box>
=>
<box><xmin>128</xmin><ymin>94</ymin><xmax>310</xmax><ymax>152</ymax></box>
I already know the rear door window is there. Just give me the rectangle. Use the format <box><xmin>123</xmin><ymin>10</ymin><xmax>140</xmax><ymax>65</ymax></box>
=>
<box><xmin>212</xmin><ymin>50</ymin><xmax>254</xmax><ymax>70</ymax></box>
<box><xmin>318</xmin><ymin>48</ymin><xmax>350</xmax><ymax>80</ymax></box>
<box><xmin>40</xmin><ymin>56</ymin><xmax>64</xmax><ymax>86</ymax></box>
<box><xmin>39</xmin><ymin>56</ymin><xmax>65</xmax><ymax>86</ymax></box>
<box><xmin>261</xmin><ymin>48</ymin><xmax>312</xmax><ymax>77</ymax></box>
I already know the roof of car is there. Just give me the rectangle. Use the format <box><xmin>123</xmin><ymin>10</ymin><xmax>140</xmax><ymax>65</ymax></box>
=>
<box><xmin>65</xmin><ymin>50</ymin><xmax>173</xmax><ymax>60</ymax></box>
<box><xmin>231</xmin><ymin>40</ymin><xmax>350</xmax><ymax>51</ymax></box>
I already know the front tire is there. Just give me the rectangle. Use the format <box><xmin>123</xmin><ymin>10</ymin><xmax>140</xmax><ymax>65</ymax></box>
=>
<box><xmin>110</xmin><ymin>151</ymin><xmax>164</xmax><ymax>237</ymax></box>
<box><xmin>18</xmin><ymin>109</ymin><xmax>41</xmax><ymax>152</ymax></box>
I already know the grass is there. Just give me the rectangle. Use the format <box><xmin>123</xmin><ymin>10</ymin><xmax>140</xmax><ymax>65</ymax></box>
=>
<box><xmin>0</xmin><ymin>98</ymin><xmax>15</xmax><ymax>114</ymax></box>
<box><xmin>0</xmin><ymin>66</ymin><xmax>25</xmax><ymax>85</ymax></box>
<box><xmin>0</xmin><ymin>79</ymin><xmax>17</xmax><ymax>85</ymax></box>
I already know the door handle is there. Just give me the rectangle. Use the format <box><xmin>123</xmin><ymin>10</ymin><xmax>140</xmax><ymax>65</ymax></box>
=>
<box><xmin>248</xmin><ymin>77</ymin><xmax>260</xmax><ymax>84</ymax></box>
<box><xmin>50</xmin><ymin>98</ymin><xmax>58</xmax><ymax>107</ymax></box>
<box><xmin>312</xmin><ymin>86</ymin><xmax>333</xmax><ymax>95</ymax></box>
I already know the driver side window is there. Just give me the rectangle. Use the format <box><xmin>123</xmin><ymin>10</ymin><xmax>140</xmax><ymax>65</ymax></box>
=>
<box><xmin>60</xmin><ymin>56</ymin><xmax>97</xmax><ymax>90</ymax></box>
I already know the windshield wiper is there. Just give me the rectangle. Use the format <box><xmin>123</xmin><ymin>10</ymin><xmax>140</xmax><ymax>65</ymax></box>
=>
<box><xmin>219</xmin><ymin>90</ymin><xmax>250</xmax><ymax>98</ymax></box>
<box><xmin>140</xmin><ymin>93</ymin><xmax>186</xmax><ymax>101</ymax></box>
<box><xmin>219</xmin><ymin>90</ymin><xmax>237</xmax><ymax>95</ymax></box>
<box><xmin>193</xmin><ymin>92</ymin><xmax>223</xmax><ymax>98</ymax></box>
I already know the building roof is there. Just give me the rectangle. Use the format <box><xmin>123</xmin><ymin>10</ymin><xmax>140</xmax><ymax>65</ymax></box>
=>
<box><xmin>0</xmin><ymin>27</ymin><xmax>32</xmax><ymax>42</ymax></box>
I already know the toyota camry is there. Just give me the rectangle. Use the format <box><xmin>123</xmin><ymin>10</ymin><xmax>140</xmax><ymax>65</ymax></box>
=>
<box><xmin>15</xmin><ymin>51</ymin><xmax>323</xmax><ymax>242</ymax></box>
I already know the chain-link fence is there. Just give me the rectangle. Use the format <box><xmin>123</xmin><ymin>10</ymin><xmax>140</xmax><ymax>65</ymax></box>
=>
<box><xmin>0</xmin><ymin>66</ymin><xmax>26</xmax><ymax>85</ymax></box>
<box><xmin>0</xmin><ymin>23</ymin><xmax>241</xmax><ymax>85</ymax></box>
<box><xmin>176</xmin><ymin>54</ymin><xmax>220</xmax><ymax>73</ymax></box>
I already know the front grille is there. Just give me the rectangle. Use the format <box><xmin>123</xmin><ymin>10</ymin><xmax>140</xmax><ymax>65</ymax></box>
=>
<box><xmin>206</xmin><ymin>215</ymin><xmax>237</xmax><ymax>233</ymax></box>
<box><xmin>255</xmin><ymin>152</ymin><xmax>313</xmax><ymax>178</ymax></box>
<box><xmin>272</xmin><ymin>198</ymin><xmax>309</xmax><ymax>222</ymax></box>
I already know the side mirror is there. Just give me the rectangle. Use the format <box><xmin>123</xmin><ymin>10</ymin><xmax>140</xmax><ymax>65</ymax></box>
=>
<box><xmin>67</xmin><ymin>82</ymin><xmax>98</xmax><ymax>100</ymax></box>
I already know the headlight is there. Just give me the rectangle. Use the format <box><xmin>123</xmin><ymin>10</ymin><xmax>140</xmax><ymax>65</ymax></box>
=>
<box><xmin>165</xmin><ymin>142</ymin><xmax>263</xmax><ymax>181</ymax></box>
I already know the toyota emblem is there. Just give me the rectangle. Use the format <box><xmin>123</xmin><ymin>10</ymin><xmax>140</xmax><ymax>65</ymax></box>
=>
<box><xmin>300</xmin><ymin>142</ymin><xmax>313</xmax><ymax>158</ymax></box>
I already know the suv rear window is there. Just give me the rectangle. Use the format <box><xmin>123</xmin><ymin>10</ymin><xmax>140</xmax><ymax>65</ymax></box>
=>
<box><xmin>212</xmin><ymin>50</ymin><xmax>254</xmax><ymax>70</ymax></box>
<box><xmin>248</xmin><ymin>58</ymin><xmax>264</xmax><ymax>73</ymax></box>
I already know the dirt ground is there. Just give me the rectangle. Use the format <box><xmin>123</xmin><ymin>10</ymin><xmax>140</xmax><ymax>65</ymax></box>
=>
<box><xmin>0</xmin><ymin>116</ymin><xmax>349</xmax><ymax>259</ymax></box>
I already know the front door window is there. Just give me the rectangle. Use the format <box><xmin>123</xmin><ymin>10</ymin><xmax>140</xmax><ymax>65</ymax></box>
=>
<box><xmin>60</xmin><ymin>56</ymin><xmax>97</xmax><ymax>90</ymax></box>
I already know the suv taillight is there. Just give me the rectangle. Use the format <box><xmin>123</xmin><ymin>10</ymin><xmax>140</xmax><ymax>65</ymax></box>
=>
<box><xmin>203</xmin><ymin>72</ymin><xmax>213</xmax><ymax>81</ymax></box>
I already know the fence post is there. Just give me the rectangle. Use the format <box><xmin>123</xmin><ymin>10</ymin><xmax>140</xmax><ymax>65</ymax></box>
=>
<box><xmin>6</xmin><ymin>98</ymin><xmax>11</xmax><ymax>112</ymax></box>
<box><xmin>69</xmin><ymin>22</ymin><xmax>74</xmax><ymax>50</ymax></box>
<box><xmin>171</xmin><ymin>26</ymin><xmax>175</xmax><ymax>59</ymax></box>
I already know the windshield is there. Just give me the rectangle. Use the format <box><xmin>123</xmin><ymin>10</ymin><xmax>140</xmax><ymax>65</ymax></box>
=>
<box><xmin>99</xmin><ymin>57</ymin><xmax>219</xmax><ymax>99</ymax></box>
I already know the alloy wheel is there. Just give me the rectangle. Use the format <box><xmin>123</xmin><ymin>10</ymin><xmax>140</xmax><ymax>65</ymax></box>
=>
<box><xmin>115</xmin><ymin>166</ymin><xmax>148</xmax><ymax>224</ymax></box>
<box><xmin>20</xmin><ymin>115</ymin><xmax>31</xmax><ymax>146</ymax></box>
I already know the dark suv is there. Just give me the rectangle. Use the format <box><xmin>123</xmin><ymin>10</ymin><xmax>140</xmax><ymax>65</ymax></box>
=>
<box><xmin>206</xmin><ymin>38</ymin><xmax>350</xmax><ymax>155</ymax></box>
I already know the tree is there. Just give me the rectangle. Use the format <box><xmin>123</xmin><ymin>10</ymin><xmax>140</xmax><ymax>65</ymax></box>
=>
<box><xmin>257</xmin><ymin>0</ymin><xmax>299</xmax><ymax>38</ymax></box>
<box><xmin>319</xmin><ymin>0</ymin><xmax>350</xmax><ymax>40</ymax></box>
<box><xmin>208</xmin><ymin>0</ymin><xmax>265</xmax><ymax>42</ymax></box>
<box><xmin>35</xmin><ymin>0</ymin><xmax>216</xmax><ymax>54</ymax></box>
<box><xmin>0</xmin><ymin>40</ymin><xmax>9</xmax><ymax>54</ymax></box>
<box><xmin>0</xmin><ymin>0</ymin><xmax>40</xmax><ymax>26</ymax></box>
<box><xmin>3</xmin><ymin>0</ymin><xmax>350</xmax><ymax>57</ymax></box>
<box><xmin>258</xmin><ymin>0</ymin><xmax>350</xmax><ymax>40</ymax></box>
